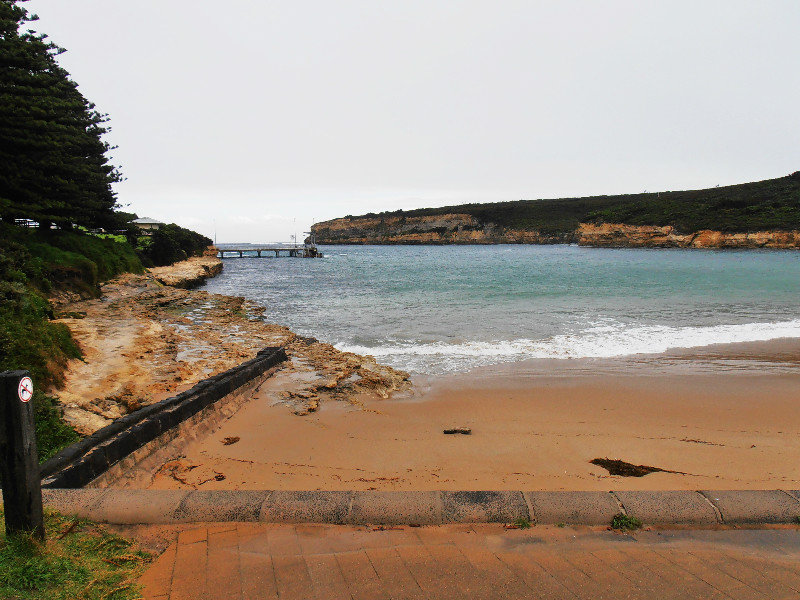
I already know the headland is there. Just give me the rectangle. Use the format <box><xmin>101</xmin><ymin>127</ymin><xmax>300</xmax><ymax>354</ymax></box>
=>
<box><xmin>311</xmin><ymin>172</ymin><xmax>800</xmax><ymax>249</ymax></box>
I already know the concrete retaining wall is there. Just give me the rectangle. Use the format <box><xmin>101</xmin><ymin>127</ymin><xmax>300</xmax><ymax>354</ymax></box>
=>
<box><xmin>40</xmin><ymin>347</ymin><xmax>287</xmax><ymax>489</ymax></box>
<box><xmin>36</xmin><ymin>489</ymin><xmax>800</xmax><ymax>526</ymax></box>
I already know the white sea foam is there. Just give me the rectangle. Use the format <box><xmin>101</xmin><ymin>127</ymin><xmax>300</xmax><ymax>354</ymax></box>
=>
<box><xmin>336</xmin><ymin>319</ymin><xmax>800</xmax><ymax>373</ymax></box>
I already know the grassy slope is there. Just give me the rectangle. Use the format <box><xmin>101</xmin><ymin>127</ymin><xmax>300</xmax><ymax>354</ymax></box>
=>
<box><xmin>0</xmin><ymin>223</ymin><xmax>144</xmax><ymax>460</ymax></box>
<box><xmin>340</xmin><ymin>173</ymin><xmax>800</xmax><ymax>235</ymax></box>
<box><xmin>0</xmin><ymin>508</ymin><xmax>151</xmax><ymax>600</ymax></box>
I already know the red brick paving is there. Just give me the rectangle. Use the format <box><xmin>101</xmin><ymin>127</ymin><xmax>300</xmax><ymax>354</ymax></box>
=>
<box><xmin>138</xmin><ymin>524</ymin><xmax>800</xmax><ymax>599</ymax></box>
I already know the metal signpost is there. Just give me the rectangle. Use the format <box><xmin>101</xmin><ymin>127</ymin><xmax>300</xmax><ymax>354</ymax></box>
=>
<box><xmin>0</xmin><ymin>370</ymin><xmax>45</xmax><ymax>540</ymax></box>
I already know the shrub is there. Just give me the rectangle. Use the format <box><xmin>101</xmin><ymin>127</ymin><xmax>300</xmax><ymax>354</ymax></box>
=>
<box><xmin>0</xmin><ymin>234</ymin><xmax>82</xmax><ymax>388</ymax></box>
<box><xmin>140</xmin><ymin>223</ymin><xmax>211</xmax><ymax>266</ymax></box>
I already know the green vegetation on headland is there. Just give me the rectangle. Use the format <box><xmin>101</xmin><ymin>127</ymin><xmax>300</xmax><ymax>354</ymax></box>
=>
<box><xmin>0</xmin><ymin>224</ymin><xmax>133</xmax><ymax>460</ymax></box>
<box><xmin>335</xmin><ymin>172</ymin><xmax>800</xmax><ymax>235</ymax></box>
<box><xmin>0</xmin><ymin>507</ymin><xmax>151</xmax><ymax>600</ymax></box>
<box><xmin>0</xmin><ymin>218</ymin><xmax>211</xmax><ymax>461</ymax></box>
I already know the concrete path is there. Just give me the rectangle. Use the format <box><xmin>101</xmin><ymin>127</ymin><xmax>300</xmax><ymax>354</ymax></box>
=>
<box><xmin>138</xmin><ymin>523</ymin><xmax>800</xmax><ymax>600</ymax></box>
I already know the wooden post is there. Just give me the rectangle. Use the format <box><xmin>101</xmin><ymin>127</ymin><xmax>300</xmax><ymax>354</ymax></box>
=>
<box><xmin>0</xmin><ymin>370</ymin><xmax>44</xmax><ymax>540</ymax></box>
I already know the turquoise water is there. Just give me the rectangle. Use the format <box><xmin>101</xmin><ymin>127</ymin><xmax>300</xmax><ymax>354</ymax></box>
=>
<box><xmin>204</xmin><ymin>245</ymin><xmax>800</xmax><ymax>374</ymax></box>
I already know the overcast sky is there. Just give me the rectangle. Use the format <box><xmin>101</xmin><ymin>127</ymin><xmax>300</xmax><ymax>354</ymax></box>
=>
<box><xmin>28</xmin><ymin>1</ymin><xmax>800</xmax><ymax>243</ymax></box>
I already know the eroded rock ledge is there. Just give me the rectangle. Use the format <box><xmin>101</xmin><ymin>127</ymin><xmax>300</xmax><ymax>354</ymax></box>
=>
<box><xmin>149</xmin><ymin>249</ymin><xmax>223</xmax><ymax>288</ymax></box>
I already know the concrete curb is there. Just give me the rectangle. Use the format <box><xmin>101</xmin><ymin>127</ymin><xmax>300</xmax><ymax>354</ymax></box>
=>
<box><xmin>526</xmin><ymin>491</ymin><xmax>619</xmax><ymax>526</ymax></box>
<box><xmin>30</xmin><ymin>489</ymin><xmax>800</xmax><ymax>526</ymax></box>
<box><xmin>614</xmin><ymin>490</ymin><xmax>719</xmax><ymax>525</ymax></box>
<box><xmin>699</xmin><ymin>490</ymin><xmax>800</xmax><ymax>524</ymax></box>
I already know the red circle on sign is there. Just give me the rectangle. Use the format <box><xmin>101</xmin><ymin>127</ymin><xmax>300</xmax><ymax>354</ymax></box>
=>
<box><xmin>18</xmin><ymin>376</ymin><xmax>33</xmax><ymax>403</ymax></box>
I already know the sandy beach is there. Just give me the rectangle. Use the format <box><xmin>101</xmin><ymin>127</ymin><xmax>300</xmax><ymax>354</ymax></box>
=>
<box><xmin>52</xmin><ymin>254</ymin><xmax>800</xmax><ymax>492</ymax></box>
<box><xmin>145</xmin><ymin>339</ymin><xmax>800</xmax><ymax>491</ymax></box>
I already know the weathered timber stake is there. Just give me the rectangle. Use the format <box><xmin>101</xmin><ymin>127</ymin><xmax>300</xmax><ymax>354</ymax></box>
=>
<box><xmin>0</xmin><ymin>370</ymin><xmax>45</xmax><ymax>540</ymax></box>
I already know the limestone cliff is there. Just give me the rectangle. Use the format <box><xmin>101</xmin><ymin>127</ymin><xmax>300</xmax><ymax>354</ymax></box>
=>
<box><xmin>313</xmin><ymin>214</ymin><xmax>800</xmax><ymax>249</ymax></box>
<box><xmin>312</xmin><ymin>214</ymin><xmax>574</xmax><ymax>245</ymax></box>
<box><xmin>313</xmin><ymin>172</ymin><xmax>800</xmax><ymax>248</ymax></box>
<box><xmin>577</xmin><ymin>223</ymin><xmax>800</xmax><ymax>249</ymax></box>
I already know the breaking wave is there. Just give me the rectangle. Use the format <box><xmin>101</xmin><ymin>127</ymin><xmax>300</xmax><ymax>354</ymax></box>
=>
<box><xmin>336</xmin><ymin>319</ymin><xmax>800</xmax><ymax>374</ymax></box>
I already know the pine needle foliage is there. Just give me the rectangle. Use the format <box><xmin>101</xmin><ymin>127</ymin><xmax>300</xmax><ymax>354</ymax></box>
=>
<box><xmin>0</xmin><ymin>0</ymin><xmax>122</xmax><ymax>230</ymax></box>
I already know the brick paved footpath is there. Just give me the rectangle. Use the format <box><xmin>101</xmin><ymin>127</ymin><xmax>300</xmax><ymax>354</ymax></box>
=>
<box><xmin>136</xmin><ymin>523</ymin><xmax>800</xmax><ymax>599</ymax></box>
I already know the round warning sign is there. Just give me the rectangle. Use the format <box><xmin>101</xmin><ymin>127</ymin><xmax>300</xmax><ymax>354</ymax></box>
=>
<box><xmin>18</xmin><ymin>376</ymin><xmax>33</xmax><ymax>403</ymax></box>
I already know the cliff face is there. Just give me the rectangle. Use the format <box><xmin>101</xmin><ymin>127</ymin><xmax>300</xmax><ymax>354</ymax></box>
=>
<box><xmin>313</xmin><ymin>172</ymin><xmax>800</xmax><ymax>247</ymax></box>
<box><xmin>313</xmin><ymin>214</ymin><xmax>800</xmax><ymax>249</ymax></box>
<box><xmin>577</xmin><ymin>223</ymin><xmax>800</xmax><ymax>249</ymax></box>
<box><xmin>312</xmin><ymin>214</ymin><xmax>574</xmax><ymax>245</ymax></box>
<box><xmin>314</xmin><ymin>213</ymin><xmax>800</xmax><ymax>249</ymax></box>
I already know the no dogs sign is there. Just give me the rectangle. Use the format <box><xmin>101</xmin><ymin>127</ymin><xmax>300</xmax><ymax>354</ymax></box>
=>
<box><xmin>18</xmin><ymin>376</ymin><xmax>33</xmax><ymax>403</ymax></box>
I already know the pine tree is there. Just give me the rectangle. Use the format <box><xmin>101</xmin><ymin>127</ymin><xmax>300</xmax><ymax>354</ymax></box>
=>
<box><xmin>0</xmin><ymin>0</ymin><xmax>121</xmax><ymax>230</ymax></box>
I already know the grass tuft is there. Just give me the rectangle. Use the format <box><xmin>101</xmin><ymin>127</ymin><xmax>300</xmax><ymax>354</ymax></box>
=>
<box><xmin>611</xmin><ymin>513</ymin><xmax>643</xmax><ymax>531</ymax></box>
<box><xmin>32</xmin><ymin>391</ymin><xmax>81</xmax><ymax>462</ymax></box>
<box><xmin>513</xmin><ymin>517</ymin><xmax>531</xmax><ymax>529</ymax></box>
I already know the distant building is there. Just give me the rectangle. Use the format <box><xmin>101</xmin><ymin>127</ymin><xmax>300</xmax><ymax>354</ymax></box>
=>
<box><xmin>129</xmin><ymin>217</ymin><xmax>165</xmax><ymax>233</ymax></box>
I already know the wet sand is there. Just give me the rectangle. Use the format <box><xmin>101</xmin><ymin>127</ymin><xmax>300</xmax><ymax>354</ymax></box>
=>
<box><xmin>146</xmin><ymin>339</ymin><xmax>800</xmax><ymax>491</ymax></box>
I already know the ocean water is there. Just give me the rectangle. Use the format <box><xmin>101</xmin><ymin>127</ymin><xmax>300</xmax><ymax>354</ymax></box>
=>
<box><xmin>203</xmin><ymin>245</ymin><xmax>800</xmax><ymax>375</ymax></box>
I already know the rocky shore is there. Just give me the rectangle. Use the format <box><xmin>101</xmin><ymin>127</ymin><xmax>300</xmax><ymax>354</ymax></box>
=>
<box><xmin>312</xmin><ymin>214</ymin><xmax>800</xmax><ymax>249</ymax></box>
<box><xmin>50</xmin><ymin>252</ymin><xmax>409</xmax><ymax>435</ymax></box>
<box><xmin>148</xmin><ymin>249</ymin><xmax>223</xmax><ymax>288</ymax></box>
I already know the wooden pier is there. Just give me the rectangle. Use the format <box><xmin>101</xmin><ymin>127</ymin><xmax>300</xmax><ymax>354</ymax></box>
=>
<box><xmin>216</xmin><ymin>245</ymin><xmax>321</xmax><ymax>259</ymax></box>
